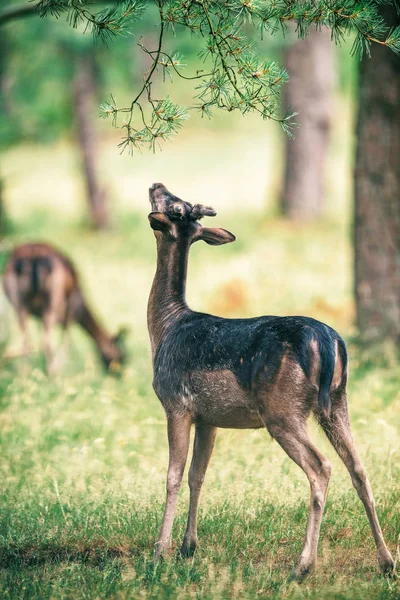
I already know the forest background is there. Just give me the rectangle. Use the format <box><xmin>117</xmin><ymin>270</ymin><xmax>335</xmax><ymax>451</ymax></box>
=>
<box><xmin>0</xmin><ymin>2</ymin><xmax>399</xmax><ymax>598</ymax></box>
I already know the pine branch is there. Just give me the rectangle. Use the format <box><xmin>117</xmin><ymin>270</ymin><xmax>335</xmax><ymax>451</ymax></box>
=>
<box><xmin>7</xmin><ymin>0</ymin><xmax>400</xmax><ymax>151</ymax></box>
<box><xmin>0</xmin><ymin>0</ymin><xmax>120</xmax><ymax>28</ymax></box>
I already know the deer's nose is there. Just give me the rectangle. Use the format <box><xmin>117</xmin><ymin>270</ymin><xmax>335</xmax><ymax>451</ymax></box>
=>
<box><xmin>150</xmin><ymin>183</ymin><xmax>165</xmax><ymax>191</ymax></box>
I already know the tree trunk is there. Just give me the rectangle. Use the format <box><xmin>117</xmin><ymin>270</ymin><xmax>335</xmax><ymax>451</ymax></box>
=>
<box><xmin>280</xmin><ymin>28</ymin><xmax>334</xmax><ymax>220</ymax></box>
<box><xmin>0</xmin><ymin>32</ymin><xmax>13</xmax><ymax>117</ymax></box>
<box><xmin>73</xmin><ymin>53</ymin><xmax>110</xmax><ymax>230</ymax></box>
<box><xmin>354</xmin><ymin>7</ymin><xmax>400</xmax><ymax>342</ymax></box>
<box><xmin>0</xmin><ymin>179</ymin><xmax>5</xmax><ymax>237</ymax></box>
<box><xmin>0</xmin><ymin>34</ymin><xmax>9</xmax><ymax>237</ymax></box>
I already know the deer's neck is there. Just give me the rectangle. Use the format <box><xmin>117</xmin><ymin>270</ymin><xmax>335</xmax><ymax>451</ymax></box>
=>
<box><xmin>148</xmin><ymin>235</ymin><xmax>191</xmax><ymax>357</ymax></box>
<box><xmin>74</xmin><ymin>292</ymin><xmax>111</xmax><ymax>355</ymax></box>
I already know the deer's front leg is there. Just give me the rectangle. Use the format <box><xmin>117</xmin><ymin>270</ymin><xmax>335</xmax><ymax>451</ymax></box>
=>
<box><xmin>4</xmin><ymin>275</ymin><xmax>31</xmax><ymax>356</ymax></box>
<box><xmin>180</xmin><ymin>422</ymin><xmax>217</xmax><ymax>557</ymax></box>
<box><xmin>43</xmin><ymin>311</ymin><xmax>58</xmax><ymax>374</ymax></box>
<box><xmin>155</xmin><ymin>411</ymin><xmax>192</xmax><ymax>561</ymax></box>
<box><xmin>18</xmin><ymin>309</ymin><xmax>31</xmax><ymax>355</ymax></box>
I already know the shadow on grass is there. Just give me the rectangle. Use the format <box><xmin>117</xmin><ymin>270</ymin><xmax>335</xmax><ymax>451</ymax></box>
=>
<box><xmin>0</xmin><ymin>542</ymin><xmax>141</xmax><ymax>569</ymax></box>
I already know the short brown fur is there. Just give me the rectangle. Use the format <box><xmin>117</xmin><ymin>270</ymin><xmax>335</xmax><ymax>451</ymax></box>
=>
<box><xmin>3</xmin><ymin>242</ymin><xmax>125</xmax><ymax>373</ymax></box>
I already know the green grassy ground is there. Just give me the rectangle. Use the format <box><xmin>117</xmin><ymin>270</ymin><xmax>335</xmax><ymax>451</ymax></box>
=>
<box><xmin>0</xmin><ymin>110</ymin><xmax>399</xmax><ymax>599</ymax></box>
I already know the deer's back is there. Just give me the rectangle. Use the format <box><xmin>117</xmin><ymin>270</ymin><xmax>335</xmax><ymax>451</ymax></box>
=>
<box><xmin>153</xmin><ymin>313</ymin><xmax>346</xmax><ymax>426</ymax></box>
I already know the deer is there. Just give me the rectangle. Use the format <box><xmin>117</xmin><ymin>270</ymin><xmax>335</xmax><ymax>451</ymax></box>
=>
<box><xmin>3</xmin><ymin>242</ymin><xmax>126</xmax><ymax>373</ymax></box>
<box><xmin>147</xmin><ymin>183</ymin><xmax>395</xmax><ymax>581</ymax></box>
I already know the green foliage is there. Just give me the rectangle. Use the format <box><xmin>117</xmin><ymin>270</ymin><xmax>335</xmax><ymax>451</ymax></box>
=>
<box><xmin>0</xmin><ymin>1</ymin><xmax>357</xmax><ymax>152</ymax></box>
<box><xmin>0</xmin><ymin>9</ymin><xmax>142</xmax><ymax>147</ymax></box>
<box><xmin>26</xmin><ymin>0</ymin><xmax>400</xmax><ymax>153</ymax></box>
<box><xmin>36</xmin><ymin>0</ymin><xmax>147</xmax><ymax>42</ymax></box>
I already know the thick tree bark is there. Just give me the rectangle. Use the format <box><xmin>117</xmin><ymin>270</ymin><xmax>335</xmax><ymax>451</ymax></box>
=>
<box><xmin>281</xmin><ymin>28</ymin><xmax>334</xmax><ymax>220</ymax></box>
<box><xmin>73</xmin><ymin>53</ymin><xmax>110</xmax><ymax>230</ymax></box>
<box><xmin>354</xmin><ymin>7</ymin><xmax>400</xmax><ymax>342</ymax></box>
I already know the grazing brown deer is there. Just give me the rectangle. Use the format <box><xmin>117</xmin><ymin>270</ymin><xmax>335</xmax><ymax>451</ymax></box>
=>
<box><xmin>147</xmin><ymin>183</ymin><xmax>394</xmax><ymax>580</ymax></box>
<box><xmin>3</xmin><ymin>242</ymin><xmax>126</xmax><ymax>373</ymax></box>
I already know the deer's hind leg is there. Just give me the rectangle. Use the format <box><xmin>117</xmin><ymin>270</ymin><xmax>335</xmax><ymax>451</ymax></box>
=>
<box><xmin>180</xmin><ymin>422</ymin><xmax>217</xmax><ymax>557</ymax></box>
<box><xmin>317</xmin><ymin>393</ymin><xmax>394</xmax><ymax>574</ymax></box>
<box><xmin>260</xmin><ymin>407</ymin><xmax>331</xmax><ymax>581</ymax></box>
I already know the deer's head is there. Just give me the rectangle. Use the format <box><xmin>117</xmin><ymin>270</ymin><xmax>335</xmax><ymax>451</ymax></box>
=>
<box><xmin>100</xmin><ymin>326</ymin><xmax>128</xmax><ymax>375</ymax></box>
<box><xmin>148</xmin><ymin>183</ymin><xmax>236</xmax><ymax>246</ymax></box>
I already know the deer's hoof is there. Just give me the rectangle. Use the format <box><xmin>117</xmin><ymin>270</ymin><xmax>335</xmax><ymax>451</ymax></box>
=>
<box><xmin>289</xmin><ymin>561</ymin><xmax>315</xmax><ymax>583</ymax></box>
<box><xmin>180</xmin><ymin>538</ymin><xmax>197</xmax><ymax>558</ymax></box>
<box><xmin>379</xmin><ymin>557</ymin><xmax>396</xmax><ymax>578</ymax></box>
<box><xmin>153</xmin><ymin>542</ymin><xmax>167</xmax><ymax>563</ymax></box>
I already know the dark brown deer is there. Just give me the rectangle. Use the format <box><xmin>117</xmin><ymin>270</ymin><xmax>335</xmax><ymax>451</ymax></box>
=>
<box><xmin>147</xmin><ymin>183</ymin><xmax>394</xmax><ymax>580</ymax></box>
<box><xmin>3</xmin><ymin>242</ymin><xmax>126</xmax><ymax>373</ymax></box>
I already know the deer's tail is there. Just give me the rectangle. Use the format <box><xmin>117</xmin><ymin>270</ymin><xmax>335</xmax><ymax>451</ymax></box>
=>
<box><xmin>316</xmin><ymin>331</ymin><xmax>347</xmax><ymax>420</ymax></box>
<box><xmin>317</xmin><ymin>332</ymin><xmax>348</xmax><ymax>419</ymax></box>
<box><xmin>317</xmin><ymin>345</ymin><xmax>334</xmax><ymax>419</ymax></box>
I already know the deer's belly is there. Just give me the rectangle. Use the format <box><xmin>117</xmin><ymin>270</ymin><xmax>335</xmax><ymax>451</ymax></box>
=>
<box><xmin>182</xmin><ymin>369</ymin><xmax>264</xmax><ymax>429</ymax></box>
<box><xmin>196</xmin><ymin>408</ymin><xmax>264</xmax><ymax>429</ymax></box>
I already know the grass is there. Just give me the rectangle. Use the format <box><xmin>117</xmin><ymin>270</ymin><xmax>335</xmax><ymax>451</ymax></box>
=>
<box><xmin>0</xmin><ymin>106</ymin><xmax>399</xmax><ymax>599</ymax></box>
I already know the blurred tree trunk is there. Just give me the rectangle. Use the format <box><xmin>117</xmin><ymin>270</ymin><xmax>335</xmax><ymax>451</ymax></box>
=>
<box><xmin>73</xmin><ymin>53</ymin><xmax>110</xmax><ymax>230</ymax></box>
<box><xmin>0</xmin><ymin>179</ymin><xmax>5</xmax><ymax>237</ymax></box>
<box><xmin>0</xmin><ymin>32</ymin><xmax>12</xmax><ymax>116</ymax></box>
<box><xmin>354</xmin><ymin>7</ymin><xmax>400</xmax><ymax>342</ymax></box>
<box><xmin>281</xmin><ymin>28</ymin><xmax>334</xmax><ymax>220</ymax></box>
<box><xmin>0</xmin><ymin>34</ymin><xmax>9</xmax><ymax>236</ymax></box>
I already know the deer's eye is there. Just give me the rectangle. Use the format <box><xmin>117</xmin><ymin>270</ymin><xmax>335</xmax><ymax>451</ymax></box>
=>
<box><xmin>173</xmin><ymin>204</ymin><xmax>183</xmax><ymax>215</ymax></box>
<box><xmin>168</xmin><ymin>203</ymin><xmax>185</xmax><ymax>220</ymax></box>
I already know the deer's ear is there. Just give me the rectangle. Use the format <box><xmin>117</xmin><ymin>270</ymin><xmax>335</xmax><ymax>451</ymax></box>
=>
<box><xmin>148</xmin><ymin>212</ymin><xmax>172</xmax><ymax>234</ymax></box>
<box><xmin>198</xmin><ymin>227</ymin><xmax>236</xmax><ymax>246</ymax></box>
